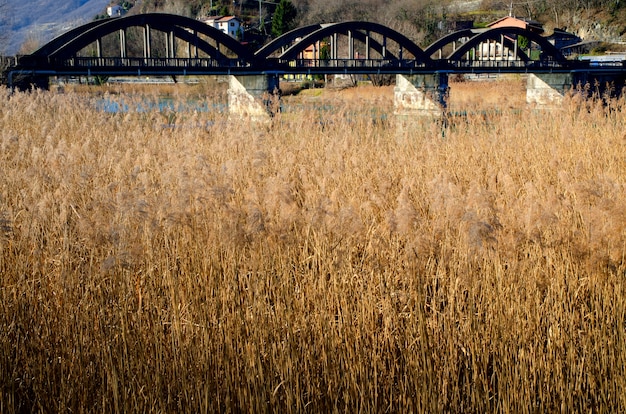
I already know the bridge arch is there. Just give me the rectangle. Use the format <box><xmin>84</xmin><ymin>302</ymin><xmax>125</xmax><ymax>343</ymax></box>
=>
<box><xmin>254</xmin><ymin>24</ymin><xmax>322</xmax><ymax>59</ymax></box>
<box><xmin>424</xmin><ymin>29</ymin><xmax>481</xmax><ymax>59</ymax></box>
<box><xmin>447</xmin><ymin>26</ymin><xmax>566</xmax><ymax>64</ymax></box>
<box><xmin>277</xmin><ymin>21</ymin><xmax>433</xmax><ymax>65</ymax></box>
<box><xmin>31</xmin><ymin>19</ymin><xmax>112</xmax><ymax>57</ymax></box>
<box><xmin>425</xmin><ymin>28</ymin><xmax>530</xmax><ymax>61</ymax></box>
<box><xmin>34</xmin><ymin>13</ymin><xmax>254</xmax><ymax>63</ymax></box>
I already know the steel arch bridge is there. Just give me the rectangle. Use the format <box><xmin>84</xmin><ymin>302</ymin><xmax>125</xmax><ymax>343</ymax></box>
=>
<box><xmin>256</xmin><ymin>21</ymin><xmax>434</xmax><ymax>65</ymax></box>
<box><xmin>3</xmin><ymin>12</ymin><xmax>622</xmax><ymax>89</ymax></box>
<box><xmin>22</xmin><ymin>13</ymin><xmax>254</xmax><ymax>68</ymax></box>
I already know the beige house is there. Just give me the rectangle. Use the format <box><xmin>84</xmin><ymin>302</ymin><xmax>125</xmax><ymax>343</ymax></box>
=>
<box><xmin>200</xmin><ymin>16</ymin><xmax>243</xmax><ymax>39</ymax></box>
<box><xmin>475</xmin><ymin>16</ymin><xmax>544</xmax><ymax>60</ymax></box>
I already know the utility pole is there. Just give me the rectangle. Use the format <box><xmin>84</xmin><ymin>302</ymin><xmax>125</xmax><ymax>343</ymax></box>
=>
<box><xmin>259</xmin><ymin>0</ymin><xmax>264</xmax><ymax>32</ymax></box>
<box><xmin>258</xmin><ymin>0</ymin><xmax>276</xmax><ymax>33</ymax></box>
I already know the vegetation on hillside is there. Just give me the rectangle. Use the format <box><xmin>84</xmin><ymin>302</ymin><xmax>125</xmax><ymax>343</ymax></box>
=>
<box><xmin>2</xmin><ymin>0</ymin><xmax>626</xmax><ymax>55</ymax></box>
<box><xmin>114</xmin><ymin>0</ymin><xmax>626</xmax><ymax>47</ymax></box>
<box><xmin>271</xmin><ymin>0</ymin><xmax>298</xmax><ymax>37</ymax></box>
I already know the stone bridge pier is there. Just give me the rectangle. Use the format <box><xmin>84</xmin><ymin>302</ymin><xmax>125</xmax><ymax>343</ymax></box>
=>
<box><xmin>228</xmin><ymin>74</ymin><xmax>281</xmax><ymax>121</ymax></box>
<box><xmin>527</xmin><ymin>71</ymin><xmax>626</xmax><ymax>108</ymax></box>
<box><xmin>394</xmin><ymin>73</ymin><xmax>449</xmax><ymax>119</ymax></box>
<box><xmin>526</xmin><ymin>73</ymin><xmax>576</xmax><ymax>108</ymax></box>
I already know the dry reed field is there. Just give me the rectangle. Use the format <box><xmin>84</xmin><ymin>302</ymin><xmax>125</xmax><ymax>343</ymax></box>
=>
<box><xmin>1</xmin><ymin>79</ymin><xmax>625</xmax><ymax>413</ymax></box>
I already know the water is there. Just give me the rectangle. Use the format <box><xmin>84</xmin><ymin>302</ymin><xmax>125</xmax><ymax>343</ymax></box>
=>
<box><xmin>94</xmin><ymin>95</ymin><xmax>391</xmax><ymax>126</ymax></box>
<box><xmin>95</xmin><ymin>95</ymin><xmax>226</xmax><ymax>114</ymax></box>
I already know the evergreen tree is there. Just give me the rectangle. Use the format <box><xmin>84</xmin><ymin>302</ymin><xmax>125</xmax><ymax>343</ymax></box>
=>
<box><xmin>271</xmin><ymin>0</ymin><xmax>297</xmax><ymax>38</ymax></box>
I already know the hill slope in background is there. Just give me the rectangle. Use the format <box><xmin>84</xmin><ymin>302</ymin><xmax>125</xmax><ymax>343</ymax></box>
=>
<box><xmin>4</xmin><ymin>0</ymin><xmax>109</xmax><ymax>54</ymax></box>
<box><xmin>3</xmin><ymin>0</ymin><xmax>626</xmax><ymax>55</ymax></box>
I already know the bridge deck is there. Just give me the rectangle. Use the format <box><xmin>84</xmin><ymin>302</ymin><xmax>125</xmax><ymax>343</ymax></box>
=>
<box><xmin>7</xmin><ymin>56</ymin><xmax>621</xmax><ymax>79</ymax></box>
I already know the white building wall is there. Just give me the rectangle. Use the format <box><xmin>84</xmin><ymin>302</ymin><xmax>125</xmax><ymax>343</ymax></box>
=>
<box><xmin>107</xmin><ymin>5</ymin><xmax>124</xmax><ymax>17</ymax></box>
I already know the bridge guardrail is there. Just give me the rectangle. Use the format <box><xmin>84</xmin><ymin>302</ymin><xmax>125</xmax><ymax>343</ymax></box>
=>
<box><xmin>12</xmin><ymin>55</ymin><xmax>617</xmax><ymax>72</ymax></box>
<box><xmin>448</xmin><ymin>59</ymin><xmax>571</xmax><ymax>69</ymax></box>
<box><xmin>12</xmin><ymin>56</ymin><xmax>249</xmax><ymax>69</ymax></box>
<box><xmin>282</xmin><ymin>58</ymin><xmax>430</xmax><ymax>69</ymax></box>
<box><xmin>61</xmin><ymin>57</ymin><xmax>249</xmax><ymax>69</ymax></box>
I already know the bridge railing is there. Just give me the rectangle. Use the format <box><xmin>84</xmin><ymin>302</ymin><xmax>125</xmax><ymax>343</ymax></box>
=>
<box><xmin>62</xmin><ymin>57</ymin><xmax>249</xmax><ymax>69</ymax></box>
<box><xmin>279</xmin><ymin>58</ymin><xmax>429</xmax><ymax>69</ymax></box>
<box><xmin>12</xmin><ymin>56</ymin><xmax>249</xmax><ymax>69</ymax></box>
<box><xmin>450</xmin><ymin>59</ymin><xmax>532</xmax><ymax>68</ymax></box>
<box><xmin>446</xmin><ymin>59</ymin><xmax>593</xmax><ymax>70</ymax></box>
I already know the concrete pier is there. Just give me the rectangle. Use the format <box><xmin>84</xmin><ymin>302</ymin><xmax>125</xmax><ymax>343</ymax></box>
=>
<box><xmin>526</xmin><ymin>71</ymin><xmax>626</xmax><ymax>108</ymax></box>
<box><xmin>394</xmin><ymin>73</ymin><xmax>449</xmax><ymax>118</ymax></box>
<box><xmin>228</xmin><ymin>74</ymin><xmax>280</xmax><ymax>121</ymax></box>
<box><xmin>526</xmin><ymin>73</ymin><xmax>573</xmax><ymax>108</ymax></box>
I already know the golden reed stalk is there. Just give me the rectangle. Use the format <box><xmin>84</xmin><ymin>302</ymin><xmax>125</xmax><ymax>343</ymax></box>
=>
<box><xmin>0</xmin><ymin>80</ymin><xmax>624</xmax><ymax>412</ymax></box>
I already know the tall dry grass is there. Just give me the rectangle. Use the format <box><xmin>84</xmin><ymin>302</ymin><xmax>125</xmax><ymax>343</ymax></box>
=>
<box><xmin>0</xmin><ymin>81</ymin><xmax>625</xmax><ymax>413</ymax></box>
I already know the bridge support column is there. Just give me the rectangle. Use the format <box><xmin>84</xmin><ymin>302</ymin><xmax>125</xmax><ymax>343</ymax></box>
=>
<box><xmin>527</xmin><ymin>72</ymin><xmax>626</xmax><ymax>108</ymax></box>
<box><xmin>526</xmin><ymin>73</ymin><xmax>574</xmax><ymax>108</ymax></box>
<box><xmin>394</xmin><ymin>73</ymin><xmax>448</xmax><ymax>119</ymax></box>
<box><xmin>228</xmin><ymin>74</ymin><xmax>280</xmax><ymax>121</ymax></box>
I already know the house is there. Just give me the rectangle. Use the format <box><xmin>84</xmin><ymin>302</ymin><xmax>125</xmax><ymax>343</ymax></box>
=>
<box><xmin>561</xmin><ymin>40</ymin><xmax>603</xmax><ymax>56</ymax></box>
<box><xmin>487</xmin><ymin>16</ymin><xmax>544</xmax><ymax>34</ymax></box>
<box><xmin>283</xmin><ymin>40</ymin><xmax>326</xmax><ymax>82</ymax></box>
<box><xmin>546</xmin><ymin>29</ymin><xmax>582</xmax><ymax>55</ymax></box>
<box><xmin>473</xmin><ymin>16</ymin><xmax>544</xmax><ymax>60</ymax></box>
<box><xmin>107</xmin><ymin>5</ymin><xmax>125</xmax><ymax>17</ymax></box>
<box><xmin>476</xmin><ymin>41</ymin><xmax>508</xmax><ymax>60</ymax></box>
<box><xmin>200</xmin><ymin>16</ymin><xmax>243</xmax><ymax>40</ymax></box>
<box><xmin>301</xmin><ymin>41</ymin><xmax>327</xmax><ymax>61</ymax></box>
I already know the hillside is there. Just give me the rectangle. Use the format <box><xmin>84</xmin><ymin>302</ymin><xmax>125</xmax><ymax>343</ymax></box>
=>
<box><xmin>2</xmin><ymin>0</ymin><xmax>626</xmax><ymax>55</ymax></box>
<box><xmin>2</xmin><ymin>0</ymin><xmax>109</xmax><ymax>54</ymax></box>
